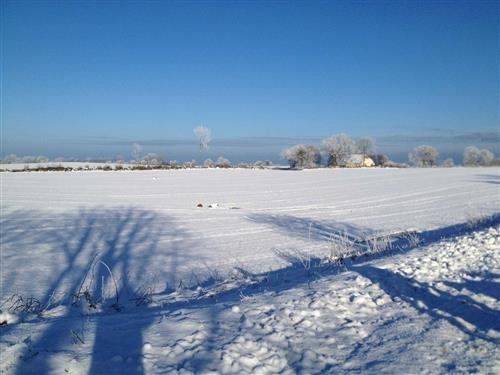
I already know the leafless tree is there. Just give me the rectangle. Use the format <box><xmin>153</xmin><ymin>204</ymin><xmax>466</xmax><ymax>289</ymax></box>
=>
<box><xmin>356</xmin><ymin>137</ymin><xmax>374</xmax><ymax>159</ymax></box>
<box><xmin>194</xmin><ymin>126</ymin><xmax>211</xmax><ymax>152</ymax></box>
<box><xmin>131</xmin><ymin>143</ymin><xmax>142</xmax><ymax>162</ymax></box>
<box><xmin>409</xmin><ymin>145</ymin><xmax>439</xmax><ymax>167</ymax></box>
<box><xmin>321</xmin><ymin>134</ymin><xmax>355</xmax><ymax>167</ymax></box>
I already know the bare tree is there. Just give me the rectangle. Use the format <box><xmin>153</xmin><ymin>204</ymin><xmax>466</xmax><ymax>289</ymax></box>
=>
<box><xmin>321</xmin><ymin>134</ymin><xmax>355</xmax><ymax>167</ymax></box>
<box><xmin>131</xmin><ymin>143</ymin><xmax>142</xmax><ymax>163</ymax></box>
<box><xmin>194</xmin><ymin>126</ymin><xmax>211</xmax><ymax>152</ymax></box>
<box><xmin>356</xmin><ymin>137</ymin><xmax>374</xmax><ymax>159</ymax></box>
<box><xmin>409</xmin><ymin>145</ymin><xmax>439</xmax><ymax>167</ymax></box>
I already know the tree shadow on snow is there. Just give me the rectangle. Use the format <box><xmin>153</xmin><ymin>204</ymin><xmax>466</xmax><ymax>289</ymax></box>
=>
<box><xmin>144</xmin><ymin>212</ymin><xmax>500</xmax><ymax>354</ymax></box>
<box><xmin>353</xmin><ymin>265</ymin><xmax>500</xmax><ymax>342</ymax></box>
<box><xmin>246</xmin><ymin>213</ymin><xmax>373</xmax><ymax>243</ymax></box>
<box><xmin>442</xmin><ymin>271</ymin><xmax>500</xmax><ymax>301</ymax></box>
<box><xmin>469</xmin><ymin>173</ymin><xmax>500</xmax><ymax>185</ymax></box>
<box><xmin>3</xmin><ymin>210</ymin><xmax>499</xmax><ymax>373</ymax></box>
<box><xmin>1</xmin><ymin>207</ymin><xmax>200</xmax><ymax>375</ymax></box>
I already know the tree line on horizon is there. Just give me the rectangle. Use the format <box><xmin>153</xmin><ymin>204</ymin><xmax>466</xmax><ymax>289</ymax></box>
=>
<box><xmin>280</xmin><ymin>133</ymin><xmax>498</xmax><ymax>169</ymax></box>
<box><xmin>1</xmin><ymin>128</ymin><xmax>498</xmax><ymax>169</ymax></box>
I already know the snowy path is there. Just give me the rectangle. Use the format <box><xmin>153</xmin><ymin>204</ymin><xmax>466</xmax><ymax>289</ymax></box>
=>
<box><xmin>1</xmin><ymin>226</ymin><xmax>498</xmax><ymax>374</ymax></box>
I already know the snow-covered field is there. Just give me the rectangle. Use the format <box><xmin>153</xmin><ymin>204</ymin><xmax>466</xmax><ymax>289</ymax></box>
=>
<box><xmin>1</xmin><ymin>167</ymin><xmax>499</xmax><ymax>374</ymax></box>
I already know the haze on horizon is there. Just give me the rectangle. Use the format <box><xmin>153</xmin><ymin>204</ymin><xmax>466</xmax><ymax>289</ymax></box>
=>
<box><xmin>2</xmin><ymin>0</ymin><xmax>498</xmax><ymax>163</ymax></box>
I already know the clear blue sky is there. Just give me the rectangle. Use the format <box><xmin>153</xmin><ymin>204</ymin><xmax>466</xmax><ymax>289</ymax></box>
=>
<box><xmin>2</xmin><ymin>0</ymin><xmax>498</xmax><ymax>162</ymax></box>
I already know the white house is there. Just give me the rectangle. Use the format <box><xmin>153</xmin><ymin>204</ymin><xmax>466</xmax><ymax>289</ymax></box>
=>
<box><xmin>344</xmin><ymin>154</ymin><xmax>375</xmax><ymax>168</ymax></box>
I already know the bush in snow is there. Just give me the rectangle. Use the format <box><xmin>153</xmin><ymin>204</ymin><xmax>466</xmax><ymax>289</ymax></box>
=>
<box><xmin>1</xmin><ymin>154</ymin><xmax>49</xmax><ymax>164</ymax></box>
<box><xmin>321</xmin><ymin>134</ymin><xmax>355</xmax><ymax>167</ymax></box>
<box><xmin>441</xmin><ymin>158</ymin><xmax>455</xmax><ymax>167</ymax></box>
<box><xmin>141</xmin><ymin>153</ymin><xmax>164</xmax><ymax>166</ymax></box>
<box><xmin>369</xmin><ymin>153</ymin><xmax>389</xmax><ymax>167</ymax></box>
<box><xmin>253</xmin><ymin>160</ymin><xmax>272</xmax><ymax>168</ymax></box>
<box><xmin>182</xmin><ymin>160</ymin><xmax>197</xmax><ymax>168</ymax></box>
<box><xmin>204</xmin><ymin>158</ymin><xmax>215</xmax><ymax>168</ymax></box>
<box><xmin>216</xmin><ymin>156</ymin><xmax>231</xmax><ymax>168</ymax></box>
<box><xmin>409</xmin><ymin>145</ymin><xmax>439</xmax><ymax>167</ymax></box>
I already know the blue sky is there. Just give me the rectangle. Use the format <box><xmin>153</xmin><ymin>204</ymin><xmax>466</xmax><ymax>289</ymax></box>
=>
<box><xmin>2</xmin><ymin>0</ymin><xmax>498</xmax><ymax>162</ymax></box>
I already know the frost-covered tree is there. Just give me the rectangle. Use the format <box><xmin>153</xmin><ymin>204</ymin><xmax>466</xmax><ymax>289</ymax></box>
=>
<box><xmin>131</xmin><ymin>143</ymin><xmax>142</xmax><ymax>162</ymax></box>
<box><xmin>204</xmin><ymin>158</ymin><xmax>215</xmax><ymax>168</ymax></box>
<box><xmin>194</xmin><ymin>126</ymin><xmax>211</xmax><ymax>152</ymax></box>
<box><xmin>2</xmin><ymin>154</ymin><xmax>19</xmax><ymax>163</ymax></box>
<box><xmin>356</xmin><ymin>138</ymin><xmax>374</xmax><ymax>159</ymax></box>
<box><xmin>369</xmin><ymin>153</ymin><xmax>389</xmax><ymax>167</ymax></box>
<box><xmin>142</xmin><ymin>153</ymin><xmax>163</xmax><ymax>166</ymax></box>
<box><xmin>463</xmin><ymin>146</ymin><xmax>494</xmax><ymax>166</ymax></box>
<box><xmin>30</xmin><ymin>156</ymin><xmax>49</xmax><ymax>163</ymax></box>
<box><xmin>281</xmin><ymin>145</ymin><xmax>304</xmax><ymax>168</ymax></box>
<box><xmin>216</xmin><ymin>156</ymin><xmax>231</xmax><ymax>168</ymax></box>
<box><xmin>479</xmin><ymin>149</ymin><xmax>494</xmax><ymax>166</ymax></box>
<box><xmin>321</xmin><ymin>134</ymin><xmax>355</xmax><ymax>167</ymax></box>
<box><xmin>304</xmin><ymin>145</ymin><xmax>321</xmax><ymax>168</ymax></box>
<box><xmin>442</xmin><ymin>158</ymin><xmax>454</xmax><ymax>168</ymax></box>
<box><xmin>281</xmin><ymin>144</ymin><xmax>321</xmax><ymax>169</ymax></box>
<box><xmin>409</xmin><ymin>145</ymin><xmax>439</xmax><ymax>167</ymax></box>
<box><xmin>463</xmin><ymin>146</ymin><xmax>480</xmax><ymax>166</ymax></box>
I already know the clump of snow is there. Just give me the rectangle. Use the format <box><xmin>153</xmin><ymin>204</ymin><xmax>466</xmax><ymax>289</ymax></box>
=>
<box><xmin>0</xmin><ymin>312</ymin><xmax>19</xmax><ymax>325</ymax></box>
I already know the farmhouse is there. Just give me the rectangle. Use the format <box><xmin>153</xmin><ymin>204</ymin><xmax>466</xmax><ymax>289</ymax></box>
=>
<box><xmin>345</xmin><ymin>154</ymin><xmax>375</xmax><ymax>167</ymax></box>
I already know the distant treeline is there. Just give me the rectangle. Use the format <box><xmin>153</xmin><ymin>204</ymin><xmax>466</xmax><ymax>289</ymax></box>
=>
<box><xmin>2</xmin><ymin>133</ymin><xmax>498</xmax><ymax>171</ymax></box>
<box><xmin>280</xmin><ymin>133</ymin><xmax>499</xmax><ymax>169</ymax></box>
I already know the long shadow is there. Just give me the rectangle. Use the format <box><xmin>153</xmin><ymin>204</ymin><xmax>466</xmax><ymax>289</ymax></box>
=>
<box><xmin>4</xmin><ymin>210</ymin><xmax>499</xmax><ymax>372</ymax></box>
<box><xmin>2</xmin><ymin>207</ymin><xmax>199</xmax><ymax>375</ymax></box>
<box><xmin>247</xmin><ymin>213</ymin><xmax>373</xmax><ymax>242</ymax></box>
<box><xmin>150</xmin><ymin>212</ymin><xmax>500</xmax><ymax>315</ymax></box>
<box><xmin>442</xmin><ymin>271</ymin><xmax>500</xmax><ymax>301</ymax></box>
<box><xmin>247</xmin><ymin>212</ymin><xmax>500</xmax><ymax>257</ymax></box>
<box><xmin>470</xmin><ymin>173</ymin><xmax>500</xmax><ymax>185</ymax></box>
<box><xmin>353</xmin><ymin>265</ymin><xmax>500</xmax><ymax>342</ymax></box>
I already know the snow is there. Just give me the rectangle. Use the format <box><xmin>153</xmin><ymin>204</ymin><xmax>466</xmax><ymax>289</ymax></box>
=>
<box><xmin>1</xmin><ymin>167</ymin><xmax>499</xmax><ymax>373</ymax></box>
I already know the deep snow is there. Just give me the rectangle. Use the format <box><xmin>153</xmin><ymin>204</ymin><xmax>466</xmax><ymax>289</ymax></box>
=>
<box><xmin>1</xmin><ymin>167</ymin><xmax>499</xmax><ymax>374</ymax></box>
